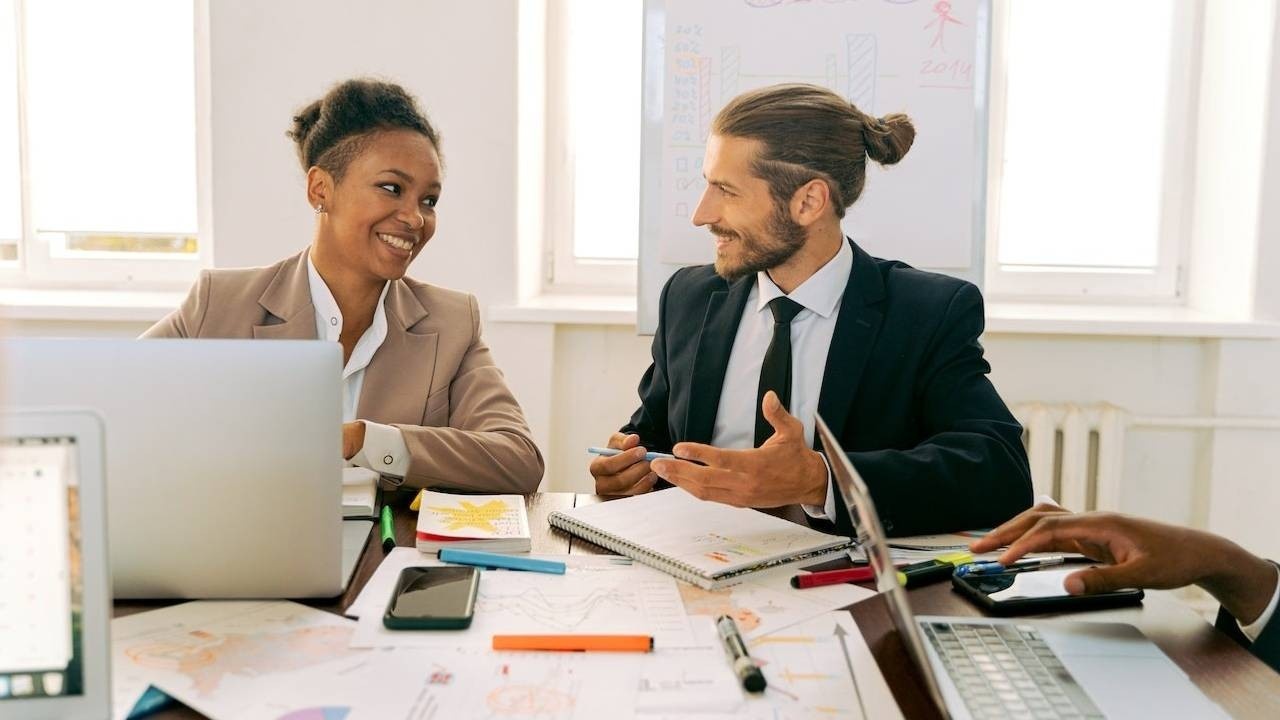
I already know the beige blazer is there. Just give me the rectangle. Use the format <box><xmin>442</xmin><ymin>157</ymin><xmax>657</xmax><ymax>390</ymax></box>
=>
<box><xmin>144</xmin><ymin>250</ymin><xmax>544</xmax><ymax>493</ymax></box>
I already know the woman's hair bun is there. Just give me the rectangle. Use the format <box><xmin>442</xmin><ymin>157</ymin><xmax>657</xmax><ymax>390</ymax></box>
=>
<box><xmin>286</xmin><ymin>78</ymin><xmax>440</xmax><ymax>177</ymax></box>
<box><xmin>287</xmin><ymin>100</ymin><xmax>323</xmax><ymax>156</ymax></box>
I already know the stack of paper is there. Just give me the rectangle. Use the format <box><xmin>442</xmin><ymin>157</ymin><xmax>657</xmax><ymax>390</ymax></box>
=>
<box><xmin>415</xmin><ymin>491</ymin><xmax>531</xmax><ymax>553</ymax></box>
<box><xmin>112</xmin><ymin>567</ymin><xmax>896</xmax><ymax>719</ymax></box>
<box><xmin>341</xmin><ymin>467</ymin><xmax>378</xmax><ymax>518</ymax></box>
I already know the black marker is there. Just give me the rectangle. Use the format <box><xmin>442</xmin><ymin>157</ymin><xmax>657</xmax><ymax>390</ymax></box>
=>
<box><xmin>717</xmin><ymin>614</ymin><xmax>766</xmax><ymax>693</ymax></box>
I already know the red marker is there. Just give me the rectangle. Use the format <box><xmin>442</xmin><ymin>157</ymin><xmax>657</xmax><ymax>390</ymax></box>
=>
<box><xmin>790</xmin><ymin>566</ymin><xmax>876</xmax><ymax>589</ymax></box>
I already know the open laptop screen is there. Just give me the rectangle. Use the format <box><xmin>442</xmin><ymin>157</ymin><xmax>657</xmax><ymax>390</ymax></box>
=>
<box><xmin>815</xmin><ymin>414</ymin><xmax>951</xmax><ymax>716</ymax></box>
<box><xmin>0</xmin><ymin>436</ymin><xmax>84</xmax><ymax>701</ymax></box>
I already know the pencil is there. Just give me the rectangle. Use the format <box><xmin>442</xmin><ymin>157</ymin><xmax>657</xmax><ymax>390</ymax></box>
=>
<box><xmin>492</xmin><ymin>634</ymin><xmax>654</xmax><ymax>652</ymax></box>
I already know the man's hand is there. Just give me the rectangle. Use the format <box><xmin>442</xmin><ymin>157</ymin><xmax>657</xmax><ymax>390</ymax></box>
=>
<box><xmin>589</xmin><ymin>432</ymin><xmax>657</xmax><ymax>495</ymax></box>
<box><xmin>342</xmin><ymin>421</ymin><xmax>366</xmax><ymax>460</ymax></box>
<box><xmin>972</xmin><ymin>508</ymin><xmax>1278</xmax><ymax>624</ymax></box>
<box><xmin>650</xmin><ymin>391</ymin><xmax>828</xmax><ymax>508</ymax></box>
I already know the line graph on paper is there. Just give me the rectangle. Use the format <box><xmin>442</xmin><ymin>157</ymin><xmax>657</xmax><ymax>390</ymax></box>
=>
<box><xmin>477</xmin><ymin>585</ymin><xmax>639</xmax><ymax>631</ymax></box>
<box><xmin>469</xmin><ymin>566</ymin><xmax>696</xmax><ymax>647</ymax></box>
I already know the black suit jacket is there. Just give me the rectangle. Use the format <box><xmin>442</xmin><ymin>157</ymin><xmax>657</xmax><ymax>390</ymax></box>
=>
<box><xmin>1214</xmin><ymin>563</ymin><xmax>1280</xmax><ymax>674</ymax></box>
<box><xmin>623</xmin><ymin>240</ymin><xmax>1032</xmax><ymax>537</ymax></box>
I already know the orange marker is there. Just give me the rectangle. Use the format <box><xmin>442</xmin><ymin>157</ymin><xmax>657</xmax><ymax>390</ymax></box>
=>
<box><xmin>491</xmin><ymin>635</ymin><xmax>654</xmax><ymax>652</ymax></box>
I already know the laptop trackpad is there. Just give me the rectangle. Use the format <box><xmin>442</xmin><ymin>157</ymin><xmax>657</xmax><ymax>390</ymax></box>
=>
<box><xmin>341</xmin><ymin>520</ymin><xmax>374</xmax><ymax>589</ymax></box>
<box><xmin>1048</xmin><ymin>625</ymin><xmax>1230</xmax><ymax>718</ymax></box>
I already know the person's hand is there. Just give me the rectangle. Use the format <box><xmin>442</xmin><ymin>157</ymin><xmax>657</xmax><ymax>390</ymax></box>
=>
<box><xmin>342</xmin><ymin>421</ymin><xmax>366</xmax><ymax>460</ymax></box>
<box><xmin>650</xmin><ymin>392</ymin><xmax>827</xmax><ymax>508</ymax></box>
<box><xmin>969</xmin><ymin>502</ymin><xmax>1079</xmax><ymax>555</ymax></box>
<box><xmin>589</xmin><ymin>432</ymin><xmax>657</xmax><ymax>495</ymax></box>
<box><xmin>977</xmin><ymin>510</ymin><xmax>1278</xmax><ymax>624</ymax></box>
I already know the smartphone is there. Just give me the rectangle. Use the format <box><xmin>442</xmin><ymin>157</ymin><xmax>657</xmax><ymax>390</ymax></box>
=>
<box><xmin>952</xmin><ymin>566</ymin><xmax>1143</xmax><ymax>616</ymax></box>
<box><xmin>383</xmin><ymin>566</ymin><xmax>481</xmax><ymax>629</ymax></box>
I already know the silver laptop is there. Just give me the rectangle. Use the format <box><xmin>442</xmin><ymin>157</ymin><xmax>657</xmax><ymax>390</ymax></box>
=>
<box><xmin>1</xmin><ymin>409</ymin><xmax>111</xmax><ymax>719</ymax></box>
<box><xmin>2</xmin><ymin>339</ymin><xmax>370</xmax><ymax>599</ymax></box>
<box><xmin>815</xmin><ymin>414</ymin><xmax>1227</xmax><ymax>720</ymax></box>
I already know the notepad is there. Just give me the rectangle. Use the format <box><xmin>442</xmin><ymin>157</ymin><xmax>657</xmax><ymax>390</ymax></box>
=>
<box><xmin>415</xmin><ymin>491</ymin><xmax>531</xmax><ymax>554</ymax></box>
<box><xmin>547</xmin><ymin>488</ymin><xmax>852</xmax><ymax>589</ymax></box>
<box><xmin>342</xmin><ymin>467</ymin><xmax>378</xmax><ymax>518</ymax></box>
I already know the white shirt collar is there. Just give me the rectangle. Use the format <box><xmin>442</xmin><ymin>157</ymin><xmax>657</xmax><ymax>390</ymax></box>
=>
<box><xmin>755</xmin><ymin>238</ymin><xmax>853</xmax><ymax>319</ymax></box>
<box><xmin>305</xmin><ymin>251</ymin><xmax>390</xmax><ymax>378</ymax></box>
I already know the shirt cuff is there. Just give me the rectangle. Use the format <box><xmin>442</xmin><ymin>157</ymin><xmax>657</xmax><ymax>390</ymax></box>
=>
<box><xmin>801</xmin><ymin>453</ymin><xmax>839</xmax><ymax>521</ymax></box>
<box><xmin>348</xmin><ymin>420</ymin><xmax>410</xmax><ymax>479</ymax></box>
<box><xmin>1238</xmin><ymin>564</ymin><xmax>1280</xmax><ymax>642</ymax></box>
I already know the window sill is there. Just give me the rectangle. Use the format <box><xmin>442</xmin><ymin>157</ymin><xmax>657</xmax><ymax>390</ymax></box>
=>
<box><xmin>490</xmin><ymin>293</ymin><xmax>637</xmax><ymax>326</ymax></box>
<box><xmin>0</xmin><ymin>288</ymin><xmax>183</xmax><ymax>323</ymax></box>
<box><xmin>985</xmin><ymin>302</ymin><xmax>1280</xmax><ymax>339</ymax></box>
<box><xmin>490</xmin><ymin>294</ymin><xmax>1280</xmax><ymax>339</ymax></box>
<box><xmin>6</xmin><ymin>289</ymin><xmax>1279</xmax><ymax>340</ymax></box>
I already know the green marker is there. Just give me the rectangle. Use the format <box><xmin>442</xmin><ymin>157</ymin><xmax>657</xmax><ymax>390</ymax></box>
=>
<box><xmin>380</xmin><ymin>505</ymin><xmax>396</xmax><ymax>552</ymax></box>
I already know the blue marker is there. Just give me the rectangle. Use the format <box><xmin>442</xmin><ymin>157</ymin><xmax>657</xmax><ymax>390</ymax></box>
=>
<box><xmin>439</xmin><ymin>548</ymin><xmax>566</xmax><ymax>575</ymax></box>
<box><xmin>587</xmin><ymin>446</ymin><xmax>676</xmax><ymax>462</ymax></box>
<box><xmin>955</xmin><ymin>556</ymin><xmax>1065</xmax><ymax>577</ymax></box>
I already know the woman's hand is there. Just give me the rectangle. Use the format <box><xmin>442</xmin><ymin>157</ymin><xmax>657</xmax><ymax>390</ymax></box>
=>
<box><xmin>342</xmin><ymin>421</ymin><xmax>367</xmax><ymax>460</ymax></box>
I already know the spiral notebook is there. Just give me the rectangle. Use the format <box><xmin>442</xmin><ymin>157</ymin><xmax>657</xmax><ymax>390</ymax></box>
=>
<box><xmin>547</xmin><ymin>488</ymin><xmax>852</xmax><ymax>589</ymax></box>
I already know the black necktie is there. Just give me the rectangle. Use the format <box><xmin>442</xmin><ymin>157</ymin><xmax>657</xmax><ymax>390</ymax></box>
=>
<box><xmin>755</xmin><ymin>296</ymin><xmax>804</xmax><ymax>447</ymax></box>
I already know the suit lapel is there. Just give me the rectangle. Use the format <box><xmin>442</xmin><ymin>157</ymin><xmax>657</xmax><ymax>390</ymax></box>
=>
<box><xmin>252</xmin><ymin>251</ymin><xmax>317</xmax><ymax>339</ymax></box>
<box><xmin>685</xmin><ymin>275</ymin><xmax>754</xmax><ymax>444</ymax></box>
<box><xmin>816</xmin><ymin>240</ymin><xmax>885</xmax><ymax>443</ymax></box>
<box><xmin>356</xmin><ymin>281</ymin><xmax>437</xmax><ymax>425</ymax></box>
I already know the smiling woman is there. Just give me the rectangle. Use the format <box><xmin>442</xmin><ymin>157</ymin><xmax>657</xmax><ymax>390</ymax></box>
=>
<box><xmin>141</xmin><ymin>78</ymin><xmax>544</xmax><ymax>494</ymax></box>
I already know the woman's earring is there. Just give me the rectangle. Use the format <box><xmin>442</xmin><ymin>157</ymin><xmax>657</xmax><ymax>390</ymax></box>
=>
<box><xmin>314</xmin><ymin>204</ymin><xmax>325</xmax><ymax>214</ymax></box>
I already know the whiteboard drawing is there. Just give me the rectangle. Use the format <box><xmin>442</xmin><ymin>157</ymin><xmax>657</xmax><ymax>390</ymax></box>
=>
<box><xmin>721</xmin><ymin>46</ymin><xmax>741</xmax><ymax>103</ymax></box>
<box><xmin>925</xmin><ymin>1</ymin><xmax>964</xmax><ymax>52</ymax></box>
<box><xmin>846</xmin><ymin>33</ymin><xmax>878</xmax><ymax>112</ymax></box>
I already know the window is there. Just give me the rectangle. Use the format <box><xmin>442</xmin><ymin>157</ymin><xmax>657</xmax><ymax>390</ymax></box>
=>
<box><xmin>543</xmin><ymin>0</ymin><xmax>642</xmax><ymax>292</ymax></box>
<box><xmin>0</xmin><ymin>0</ymin><xmax>202</xmax><ymax>290</ymax></box>
<box><xmin>985</xmin><ymin>0</ymin><xmax>1198</xmax><ymax>300</ymax></box>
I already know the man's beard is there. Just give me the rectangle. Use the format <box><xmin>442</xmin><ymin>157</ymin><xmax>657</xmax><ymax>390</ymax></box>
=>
<box><xmin>712</xmin><ymin>202</ymin><xmax>807</xmax><ymax>283</ymax></box>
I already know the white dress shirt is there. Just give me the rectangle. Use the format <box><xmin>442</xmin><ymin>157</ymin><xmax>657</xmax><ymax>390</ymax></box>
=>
<box><xmin>305</xmin><ymin>253</ymin><xmax>411</xmax><ymax>478</ymax></box>
<box><xmin>710</xmin><ymin>239</ymin><xmax>852</xmax><ymax>519</ymax></box>
<box><xmin>1240</xmin><ymin>564</ymin><xmax>1280</xmax><ymax>642</ymax></box>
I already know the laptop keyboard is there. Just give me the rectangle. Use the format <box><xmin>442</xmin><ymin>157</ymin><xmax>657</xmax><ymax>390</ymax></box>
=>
<box><xmin>923</xmin><ymin>621</ymin><xmax>1105</xmax><ymax>719</ymax></box>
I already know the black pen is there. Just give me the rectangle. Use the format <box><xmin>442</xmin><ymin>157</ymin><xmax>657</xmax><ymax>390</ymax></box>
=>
<box><xmin>717</xmin><ymin>614</ymin><xmax>766</xmax><ymax>693</ymax></box>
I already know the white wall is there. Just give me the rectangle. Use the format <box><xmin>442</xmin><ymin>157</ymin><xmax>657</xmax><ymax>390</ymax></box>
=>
<box><xmin>207</xmin><ymin>0</ymin><xmax>520</xmax><ymax>308</ymax></box>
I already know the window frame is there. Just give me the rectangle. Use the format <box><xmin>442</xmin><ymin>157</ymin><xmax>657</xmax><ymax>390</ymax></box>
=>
<box><xmin>984</xmin><ymin>0</ymin><xmax>1202</xmax><ymax>303</ymax></box>
<box><xmin>0</xmin><ymin>0</ymin><xmax>211</xmax><ymax>293</ymax></box>
<box><xmin>541</xmin><ymin>0</ymin><xmax>639</xmax><ymax>295</ymax></box>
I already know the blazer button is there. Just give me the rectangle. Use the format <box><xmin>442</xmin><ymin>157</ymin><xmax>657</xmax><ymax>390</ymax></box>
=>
<box><xmin>383</xmin><ymin>455</ymin><xmax>394</xmax><ymax>465</ymax></box>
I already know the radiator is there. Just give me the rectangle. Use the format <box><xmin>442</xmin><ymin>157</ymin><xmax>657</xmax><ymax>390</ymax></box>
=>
<box><xmin>1012</xmin><ymin>402</ymin><xmax>1128</xmax><ymax>512</ymax></box>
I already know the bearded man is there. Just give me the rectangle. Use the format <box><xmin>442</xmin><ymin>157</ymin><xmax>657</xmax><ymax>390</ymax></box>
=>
<box><xmin>589</xmin><ymin>84</ymin><xmax>1031</xmax><ymax>537</ymax></box>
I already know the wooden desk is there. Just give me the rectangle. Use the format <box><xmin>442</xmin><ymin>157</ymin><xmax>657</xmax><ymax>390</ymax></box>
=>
<box><xmin>113</xmin><ymin>492</ymin><xmax>1280</xmax><ymax>719</ymax></box>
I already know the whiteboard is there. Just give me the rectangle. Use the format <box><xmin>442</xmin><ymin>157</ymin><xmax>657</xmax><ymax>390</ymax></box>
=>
<box><xmin>638</xmin><ymin>0</ymin><xmax>991</xmax><ymax>333</ymax></box>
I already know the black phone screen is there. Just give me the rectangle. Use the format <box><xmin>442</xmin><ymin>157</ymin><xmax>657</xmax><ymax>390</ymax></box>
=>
<box><xmin>386</xmin><ymin>566</ymin><xmax>479</xmax><ymax>619</ymax></box>
<box><xmin>954</xmin><ymin>566</ymin><xmax>1143</xmax><ymax>616</ymax></box>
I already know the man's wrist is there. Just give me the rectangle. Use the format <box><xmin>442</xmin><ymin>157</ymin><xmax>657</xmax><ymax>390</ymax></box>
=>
<box><xmin>1199</xmin><ymin>535</ymin><xmax>1276</xmax><ymax>624</ymax></box>
<box><xmin>803</xmin><ymin>450</ymin><xmax>829</xmax><ymax>506</ymax></box>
